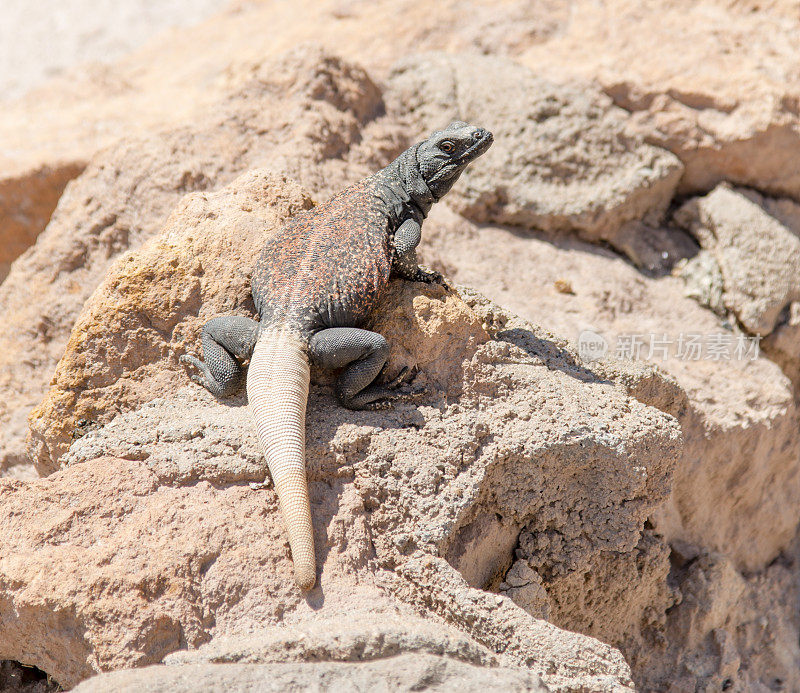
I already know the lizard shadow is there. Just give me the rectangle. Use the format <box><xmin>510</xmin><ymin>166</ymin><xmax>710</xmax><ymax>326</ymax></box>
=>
<box><xmin>299</xmin><ymin>385</ymin><xmax>430</xmax><ymax>605</ymax></box>
<box><xmin>493</xmin><ymin>326</ymin><xmax>614</xmax><ymax>385</ymax></box>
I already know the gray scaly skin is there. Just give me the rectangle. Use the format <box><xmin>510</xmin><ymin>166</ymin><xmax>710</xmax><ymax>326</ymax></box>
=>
<box><xmin>182</xmin><ymin>122</ymin><xmax>493</xmax><ymax>590</ymax></box>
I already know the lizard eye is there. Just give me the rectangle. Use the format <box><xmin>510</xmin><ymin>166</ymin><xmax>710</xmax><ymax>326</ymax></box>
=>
<box><xmin>439</xmin><ymin>140</ymin><xmax>455</xmax><ymax>154</ymax></box>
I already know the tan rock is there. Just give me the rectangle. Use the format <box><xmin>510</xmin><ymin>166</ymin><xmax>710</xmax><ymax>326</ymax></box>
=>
<box><xmin>419</xmin><ymin>203</ymin><xmax>800</xmax><ymax>689</ymax></box>
<box><xmin>2</xmin><ymin>167</ymin><xmax>679</xmax><ymax>688</ymax></box>
<box><xmin>632</xmin><ymin>545</ymin><xmax>800</xmax><ymax>690</ymax></box>
<box><xmin>0</xmin><ymin>0</ymin><xmax>558</xmax><ymax>281</ymax></box>
<box><xmin>0</xmin><ymin>162</ymin><xmax>84</xmax><ymax>283</ymax></box>
<box><xmin>519</xmin><ymin>0</ymin><xmax>800</xmax><ymax>200</ymax></box>
<box><xmin>386</xmin><ymin>53</ymin><xmax>683</xmax><ymax>252</ymax></box>
<box><xmin>674</xmin><ymin>185</ymin><xmax>800</xmax><ymax>336</ymax></box>
<box><xmin>763</xmin><ymin>302</ymin><xmax>800</xmax><ymax>391</ymax></box>
<box><xmin>26</xmin><ymin>168</ymin><xmax>313</xmax><ymax>474</ymax></box>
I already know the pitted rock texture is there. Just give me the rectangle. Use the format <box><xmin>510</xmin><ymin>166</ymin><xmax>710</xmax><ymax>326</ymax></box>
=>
<box><xmin>419</xmin><ymin>201</ymin><xmax>800</xmax><ymax>689</ymax></box>
<box><xmin>674</xmin><ymin>184</ymin><xmax>800</xmax><ymax>337</ymax></box>
<box><xmin>3</xmin><ymin>2</ymin><xmax>800</xmax><ymax>690</ymax></box>
<box><xmin>2</xmin><ymin>297</ymin><xmax>670</xmax><ymax>689</ymax></box>
<box><xmin>387</xmin><ymin>52</ymin><xmax>683</xmax><ymax>251</ymax></box>
<box><xmin>161</xmin><ymin>613</ymin><xmax>500</xmax><ymax>668</ymax></box>
<box><xmin>520</xmin><ymin>0</ymin><xmax>800</xmax><ymax>201</ymax></box>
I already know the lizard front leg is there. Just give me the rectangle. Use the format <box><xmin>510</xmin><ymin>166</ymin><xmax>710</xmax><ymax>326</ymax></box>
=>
<box><xmin>181</xmin><ymin>315</ymin><xmax>260</xmax><ymax>397</ymax></box>
<box><xmin>392</xmin><ymin>218</ymin><xmax>448</xmax><ymax>287</ymax></box>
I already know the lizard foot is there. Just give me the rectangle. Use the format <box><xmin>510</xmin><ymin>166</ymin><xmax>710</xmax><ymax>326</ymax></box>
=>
<box><xmin>361</xmin><ymin>367</ymin><xmax>428</xmax><ymax>410</ymax></box>
<box><xmin>180</xmin><ymin>354</ymin><xmax>208</xmax><ymax>386</ymax></box>
<box><xmin>418</xmin><ymin>267</ymin><xmax>451</xmax><ymax>290</ymax></box>
<box><xmin>385</xmin><ymin>365</ymin><xmax>417</xmax><ymax>390</ymax></box>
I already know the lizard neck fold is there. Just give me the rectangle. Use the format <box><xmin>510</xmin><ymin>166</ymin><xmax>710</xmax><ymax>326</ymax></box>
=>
<box><xmin>375</xmin><ymin>144</ymin><xmax>435</xmax><ymax>225</ymax></box>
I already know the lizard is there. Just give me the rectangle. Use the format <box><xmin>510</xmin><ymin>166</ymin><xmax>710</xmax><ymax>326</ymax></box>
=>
<box><xmin>181</xmin><ymin>121</ymin><xmax>493</xmax><ymax>590</ymax></box>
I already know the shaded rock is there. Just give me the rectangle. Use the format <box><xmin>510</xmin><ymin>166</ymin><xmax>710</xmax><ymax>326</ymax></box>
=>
<box><xmin>0</xmin><ymin>162</ymin><xmax>84</xmax><ymax>283</ymax></box>
<box><xmin>0</xmin><ymin>46</ymin><xmax>401</xmax><ymax>475</ymax></box>
<box><xmin>72</xmin><ymin>654</ymin><xmax>546</xmax><ymax>693</ymax></box>
<box><xmin>612</xmin><ymin>221</ymin><xmax>698</xmax><ymax>275</ymax></box>
<box><xmin>162</xmin><ymin>613</ymin><xmax>499</xmax><ymax>668</ymax></box>
<box><xmin>0</xmin><ymin>661</ymin><xmax>59</xmax><ymax>693</ymax></box>
<box><xmin>673</xmin><ymin>250</ymin><xmax>727</xmax><ymax>318</ymax></box>
<box><xmin>763</xmin><ymin>302</ymin><xmax>800</xmax><ymax>391</ymax></box>
<box><xmin>386</xmin><ymin>52</ymin><xmax>683</xmax><ymax>252</ymax></box>
<box><xmin>508</xmin><ymin>528</ymin><xmax>676</xmax><ymax>659</ymax></box>
<box><xmin>519</xmin><ymin>0</ymin><xmax>800</xmax><ymax>200</ymax></box>
<box><xmin>674</xmin><ymin>185</ymin><xmax>800</xmax><ymax>336</ymax></box>
<box><xmin>634</xmin><ymin>543</ymin><xmax>800</xmax><ymax>691</ymax></box>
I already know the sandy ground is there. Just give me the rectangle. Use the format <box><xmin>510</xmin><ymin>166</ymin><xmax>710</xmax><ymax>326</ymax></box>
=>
<box><xmin>0</xmin><ymin>0</ymin><xmax>229</xmax><ymax>101</ymax></box>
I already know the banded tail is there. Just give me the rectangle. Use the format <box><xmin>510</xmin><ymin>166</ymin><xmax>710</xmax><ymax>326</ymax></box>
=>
<box><xmin>247</xmin><ymin>328</ymin><xmax>315</xmax><ymax>590</ymax></box>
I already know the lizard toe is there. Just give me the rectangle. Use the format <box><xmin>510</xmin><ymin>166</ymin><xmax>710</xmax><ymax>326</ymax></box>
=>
<box><xmin>180</xmin><ymin>354</ymin><xmax>202</xmax><ymax>369</ymax></box>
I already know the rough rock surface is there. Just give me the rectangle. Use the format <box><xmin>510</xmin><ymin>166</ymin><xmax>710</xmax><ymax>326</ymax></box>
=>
<box><xmin>674</xmin><ymin>184</ymin><xmax>800</xmax><ymax>336</ymax></box>
<box><xmin>520</xmin><ymin>0</ymin><xmax>800</xmax><ymax>200</ymax></box>
<box><xmin>0</xmin><ymin>0</ymin><xmax>564</xmax><ymax>288</ymax></box>
<box><xmin>419</xmin><ymin>202</ymin><xmax>800</xmax><ymax>689</ymax></box>
<box><xmin>387</xmin><ymin>53</ymin><xmax>683</xmax><ymax>253</ymax></box>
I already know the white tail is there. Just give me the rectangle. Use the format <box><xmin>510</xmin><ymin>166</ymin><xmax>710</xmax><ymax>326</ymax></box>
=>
<box><xmin>247</xmin><ymin>328</ymin><xmax>315</xmax><ymax>590</ymax></box>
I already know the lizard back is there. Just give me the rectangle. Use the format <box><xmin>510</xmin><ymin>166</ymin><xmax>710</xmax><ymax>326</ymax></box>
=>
<box><xmin>251</xmin><ymin>178</ymin><xmax>394</xmax><ymax>336</ymax></box>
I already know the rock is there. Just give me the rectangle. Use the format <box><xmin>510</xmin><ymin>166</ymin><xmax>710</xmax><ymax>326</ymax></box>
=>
<box><xmin>2</xmin><ymin>168</ymin><xmax>680</xmax><ymax>687</ymax></box>
<box><xmin>386</xmin><ymin>53</ymin><xmax>683</xmax><ymax>254</ymax></box>
<box><xmin>612</xmin><ymin>221</ymin><xmax>698</xmax><ymax>275</ymax></box>
<box><xmin>72</xmin><ymin>654</ymin><xmax>547</xmax><ymax>693</ymax></box>
<box><xmin>763</xmin><ymin>302</ymin><xmax>800</xmax><ymax>391</ymax></box>
<box><xmin>161</xmin><ymin>613</ymin><xmax>499</xmax><ymax>668</ymax></box>
<box><xmin>0</xmin><ymin>46</ymin><xmax>401</xmax><ymax>476</ymax></box>
<box><xmin>674</xmin><ymin>185</ymin><xmax>800</xmax><ymax>336</ymax></box>
<box><xmin>26</xmin><ymin>168</ymin><xmax>489</xmax><ymax>474</ymax></box>
<box><xmin>673</xmin><ymin>250</ymin><xmax>727</xmax><ymax>318</ymax></box>
<box><xmin>0</xmin><ymin>0</ymin><xmax>561</xmax><ymax>286</ymax></box>
<box><xmin>0</xmin><ymin>660</ymin><xmax>57</xmax><ymax>693</ymax></box>
<box><xmin>519</xmin><ymin>0</ymin><xmax>800</xmax><ymax>200</ymax></box>
<box><xmin>633</xmin><ymin>545</ymin><xmax>800</xmax><ymax>691</ymax></box>
<box><xmin>0</xmin><ymin>162</ymin><xmax>85</xmax><ymax>283</ymax></box>
<box><xmin>418</xmin><ymin>202</ymin><xmax>800</xmax><ymax>689</ymax></box>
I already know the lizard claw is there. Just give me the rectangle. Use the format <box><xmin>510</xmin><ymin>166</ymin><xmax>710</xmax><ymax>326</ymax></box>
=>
<box><xmin>419</xmin><ymin>267</ymin><xmax>450</xmax><ymax>290</ymax></box>
<box><xmin>386</xmin><ymin>365</ymin><xmax>418</xmax><ymax>390</ymax></box>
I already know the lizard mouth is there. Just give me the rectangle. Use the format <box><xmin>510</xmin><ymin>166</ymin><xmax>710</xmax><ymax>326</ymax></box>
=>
<box><xmin>428</xmin><ymin>130</ymin><xmax>494</xmax><ymax>187</ymax></box>
<box><xmin>455</xmin><ymin>130</ymin><xmax>494</xmax><ymax>164</ymax></box>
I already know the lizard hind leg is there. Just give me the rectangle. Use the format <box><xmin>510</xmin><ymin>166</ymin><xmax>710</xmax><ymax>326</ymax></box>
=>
<box><xmin>309</xmin><ymin>327</ymin><xmax>409</xmax><ymax>410</ymax></box>
<box><xmin>181</xmin><ymin>315</ymin><xmax>260</xmax><ymax>397</ymax></box>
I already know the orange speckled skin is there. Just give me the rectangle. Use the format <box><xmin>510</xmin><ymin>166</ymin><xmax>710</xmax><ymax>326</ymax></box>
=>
<box><xmin>252</xmin><ymin>172</ymin><xmax>405</xmax><ymax>338</ymax></box>
<box><xmin>250</xmin><ymin>123</ymin><xmax>493</xmax><ymax>341</ymax></box>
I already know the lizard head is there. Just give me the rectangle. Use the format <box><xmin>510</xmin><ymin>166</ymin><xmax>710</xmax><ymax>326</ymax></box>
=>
<box><xmin>416</xmin><ymin>121</ymin><xmax>493</xmax><ymax>200</ymax></box>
